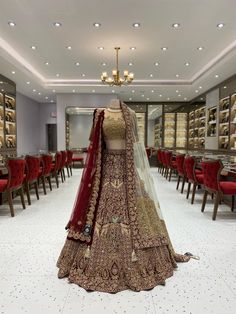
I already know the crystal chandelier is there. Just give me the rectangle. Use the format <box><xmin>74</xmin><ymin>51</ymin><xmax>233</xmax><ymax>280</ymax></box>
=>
<box><xmin>101</xmin><ymin>47</ymin><xmax>134</xmax><ymax>86</ymax></box>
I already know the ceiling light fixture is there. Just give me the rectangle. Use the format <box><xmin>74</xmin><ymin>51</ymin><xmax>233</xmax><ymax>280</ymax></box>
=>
<box><xmin>26</xmin><ymin>81</ymin><xmax>30</xmax><ymax>85</ymax></box>
<box><xmin>93</xmin><ymin>22</ymin><xmax>101</xmax><ymax>28</ymax></box>
<box><xmin>150</xmin><ymin>74</ymin><xmax>153</xmax><ymax>77</ymax></box>
<box><xmin>45</xmin><ymin>96</ymin><xmax>49</xmax><ymax>99</ymax></box>
<box><xmin>176</xmin><ymin>74</ymin><xmax>179</xmax><ymax>78</ymax></box>
<box><xmin>33</xmin><ymin>89</ymin><xmax>36</xmax><ymax>92</ymax></box>
<box><xmin>50</xmin><ymin>100</ymin><xmax>54</xmax><ymax>103</ymax></box>
<box><xmin>151</xmin><ymin>90</ymin><xmax>154</xmax><ymax>93</ymax></box>
<box><xmin>11</xmin><ymin>71</ymin><xmax>15</xmax><ymax>74</ymax></box>
<box><xmin>98</xmin><ymin>47</ymin><xmax>104</xmax><ymax>50</ymax></box>
<box><xmin>112</xmin><ymin>90</ymin><xmax>115</xmax><ymax>93</ymax></box>
<box><xmin>133</xmin><ymin>22</ymin><xmax>141</xmax><ymax>28</ymax></box>
<box><xmin>197</xmin><ymin>46</ymin><xmax>204</xmax><ymax>51</ymax></box>
<box><xmin>67</xmin><ymin>46</ymin><xmax>72</xmax><ymax>50</ymax></box>
<box><xmin>167</xmin><ymin>97</ymin><xmax>170</xmax><ymax>101</ymax></box>
<box><xmin>172</xmin><ymin>23</ymin><xmax>180</xmax><ymax>28</ymax></box>
<box><xmin>184</xmin><ymin>97</ymin><xmax>187</xmax><ymax>101</ymax></box>
<box><xmin>101</xmin><ymin>47</ymin><xmax>134</xmax><ymax>86</ymax></box>
<box><xmin>92</xmin><ymin>89</ymin><xmax>95</xmax><ymax>93</ymax></box>
<box><xmin>8</xmin><ymin>21</ymin><xmax>16</xmax><ymax>27</ymax></box>
<box><xmin>217</xmin><ymin>23</ymin><xmax>225</xmax><ymax>28</ymax></box>
<box><xmin>195</xmin><ymin>90</ymin><xmax>199</xmax><ymax>93</ymax></box>
<box><xmin>159</xmin><ymin>94</ymin><xmax>162</xmax><ymax>97</ymax></box>
<box><xmin>199</xmin><ymin>86</ymin><xmax>202</xmax><ymax>89</ymax></box>
<box><xmin>154</xmin><ymin>62</ymin><xmax>159</xmax><ymax>66</ymax></box>
<box><xmin>146</xmin><ymin>97</ymin><xmax>150</xmax><ymax>101</ymax></box>
<box><xmin>132</xmin><ymin>90</ymin><xmax>135</xmax><ymax>93</ymax></box>
<box><xmin>161</xmin><ymin>47</ymin><xmax>168</xmax><ymax>51</ymax></box>
<box><xmin>75</xmin><ymin>62</ymin><xmax>80</xmax><ymax>66</ymax></box>
<box><xmin>101</xmin><ymin>62</ymin><xmax>106</xmax><ymax>66</ymax></box>
<box><xmin>82</xmin><ymin>73</ymin><xmax>85</xmax><ymax>77</ymax></box>
<box><xmin>215</xmin><ymin>74</ymin><xmax>219</xmax><ymax>78</ymax></box>
<box><xmin>130</xmin><ymin>47</ymin><xmax>136</xmax><ymax>50</ymax></box>
<box><xmin>45</xmin><ymin>62</ymin><xmax>49</xmax><ymax>65</ymax></box>
<box><xmin>72</xmin><ymin>89</ymin><xmax>75</xmax><ymax>93</ymax></box>
<box><xmin>56</xmin><ymin>73</ymin><xmax>60</xmax><ymax>77</ymax></box>
<box><xmin>53</xmin><ymin>22</ymin><xmax>62</xmax><ymax>27</ymax></box>
<box><xmin>185</xmin><ymin>62</ymin><xmax>190</xmax><ymax>66</ymax></box>
<box><xmin>31</xmin><ymin>45</ymin><xmax>37</xmax><ymax>50</ymax></box>
<box><xmin>38</xmin><ymin>92</ymin><xmax>41</xmax><ymax>95</ymax></box>
<box><xmin>128</xmin><ymin>62</ymin><xmax>133</xmax><ymax>66</ymax></box>
<box><xmin>223</xmin><ymin>86</ymin><xmax>227</xmax><ymax>89</ymax></box>
<box><xmin>129</xmin><ymin>98</ymin><xmax>132</xmax><ymax>101</ymax></box>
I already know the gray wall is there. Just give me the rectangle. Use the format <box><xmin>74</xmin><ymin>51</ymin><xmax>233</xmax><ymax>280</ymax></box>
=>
<box><xmin>69</xmin><ymin>114</ymin><xmax>93</xmax><ymax>149</ymax></box>
<box><xmin>16</xmin><ymin>92</ymin><xmax>40</xmax><ymax>155</ymax></box>
<box><xmin>56</xmin><ymin>93</ymin><xmax>116</xmax><ymax>150</ymax></box>
<box><xmin>205</xmin><ymin>88</ymin><xmax>219</xmax><ymax>150</ymax></box>
<box><xmin>39</xmin><ymin>103</ymin><xmax>57</xmax><ymax>151</ymax></box>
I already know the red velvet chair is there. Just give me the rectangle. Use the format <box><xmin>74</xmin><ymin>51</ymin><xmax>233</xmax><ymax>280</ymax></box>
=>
<box><xmin>59</xmin><ymin>151</ymin><xmax>67</xmax><ymax>182</ymax></box>
<box><xmin>157</xmin><ymin>149</ymin><xmax>163</xmax><ymax>173</ymax></box>
<box><xmin>25</xmin><ymin>155</ymin><xmax>40</xmax><ymax>205</ymax></box>
<box><xmin>176</xmin><ymin>154</ymin><xmax>186</xmax><ymax>191</ymax></box>
<box><xmin>51</xmin><ymin>152</ymin><xmax>62</xmax><ymax>188</ymax></box>
<box><xmin>184</xmin><ymin>156</ymin><xmax>204</xmax><ymax>204</ymax></box>
<box><xmin>201</xmin><ymin>160</ymin><xmax>236</xmax><ymax>220</ymax></box>
<box><xmin>165</xmin><ymin>151</ymin><xmax>177</xmax><ymax>181</ymax></box>
<box><xmin>146</xmin><ymin>147</ymin><xmax>151</xmax><ymax>159</ymax></box>
<box><xmin>0</xmin><ymin>158</ymin><xmax>26</xmax><ymax>217</ymax></box>
<box><xmin>39</xmin><ymin>154</ymin><xmax>53</xmax><ymax>194</ymax></box>
<box><xmin>66</xmin><ymin>150</ymin><xmax>73</xmax><ymax>177</ymax></box>
<box><xmin>160</xmin><ymin>150</ymin><xmax>167</xmax><ymax>176</ymax></box>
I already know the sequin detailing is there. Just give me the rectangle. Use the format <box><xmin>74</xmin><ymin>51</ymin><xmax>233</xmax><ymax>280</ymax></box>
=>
<box><xmin>103</xmin><ymin>115</ymin><xmax>126</xmax><ymax>141</ymax></box>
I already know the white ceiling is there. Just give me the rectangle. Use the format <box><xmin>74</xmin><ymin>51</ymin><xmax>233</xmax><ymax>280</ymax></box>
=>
<box><xmin>0</xmin><ymin>0</ymin><xmax>236</xmax><ymax>103</ymax></box>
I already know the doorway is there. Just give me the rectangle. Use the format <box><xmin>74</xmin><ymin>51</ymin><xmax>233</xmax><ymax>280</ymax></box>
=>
<box><xmin>47</xmin><ymin>124</ymin><xmax>57</xmax><ymax>151</ymax></box>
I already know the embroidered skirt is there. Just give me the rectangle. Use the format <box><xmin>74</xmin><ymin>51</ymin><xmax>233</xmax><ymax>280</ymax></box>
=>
<box><xmin>57</xmin><ymin>149</ymin><xmax>177</xmax><ymax>293</ymax></box>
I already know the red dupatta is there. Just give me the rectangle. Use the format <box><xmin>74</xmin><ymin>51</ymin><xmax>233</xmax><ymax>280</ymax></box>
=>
<box><xmin>66</xmin><ymin>109</ymin><xmax>104</xmax><ymax>242</ymax></box>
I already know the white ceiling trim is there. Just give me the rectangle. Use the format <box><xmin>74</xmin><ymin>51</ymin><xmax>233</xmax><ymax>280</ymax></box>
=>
<box><xmin>0</xmin><ymin>35</ymin><xmax>236</xmax><ymax>88</ymax></box>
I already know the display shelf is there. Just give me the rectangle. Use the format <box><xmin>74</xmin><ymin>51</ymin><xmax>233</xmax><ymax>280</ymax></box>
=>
<box><xmin>207</xmin><ymin>106</ymin><xmax>217</xmax><ymax>137</ymax></box>
<box><xmin>230</xmin><ymin>93</ymin><xmax>236</xmax><ymax>150</ymax></box>
<box><xmin>176</xmin><ymin>112</ymin><xmax>188</xmax><ymax>148</ymax></box>
<box><xmin>154</xmin><ymin>119</ymin><xmax>162</xmax><ymax>147</ymax></box>
<box><xmin>188</xmin><ymin>106</ymin><xmax>206</xmax><ymax>149</ymax></box>
<box><xmin>164</xmin><ymin>113</ymin><xmax>175</xmax><ymax>148</ymax></box>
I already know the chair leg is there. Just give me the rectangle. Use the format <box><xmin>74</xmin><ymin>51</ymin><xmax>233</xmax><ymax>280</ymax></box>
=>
<box><xmin>63</xmin><ymin>169</ymin><xmax>66</xmax><ymax>181</ymax></box>
<box><xmin>19</xmin><ymin>187</ymin><xmax>26</xmax><ymax>209</ymax></box>
<box><xmin>55</xmin><ymin>172</ymin><xmax>59</xmax><ymax>188</ymax></box>
<box><xmin>60</xmin><ymin>170</ymin><xmax>64</xmax><ymax>182</ymax></box>
<box><xmin>66</xmin><ymin>166</ymin><xmax>70</xmax><ymax>177</ymax></box>
<box><xmin>181</xmin><ymin>177</ymin><xmax>185</xmax><ymax>194</ymax></box>
<box><xmin>212</xmin><ymin>192</ymin><xmax>220</xmax><ymax>220</ymax></box>
<box><xmin>231</xmin><ymin>195</ymin><xmax>234</xmax><ymax>212</ymax></box>
<box><xmin>48</xmin><ymin>176</ymin><xmax>52</xmax><ymax>191</ymax></box>
<box><xmin>191</xmin><ymin>183</ymin><xmax>197</xmax><ymax>205</ymax></box>
<box><xmin>176</xmin><ymin>175</ymin><xmax>181</xmax><ymax>190</ymax></box>
<box><xmin>42</xmin><ymin>176</ymin><xmax>47</xmax><ymax>195</ymax></box>
<box><xmin>7</xmin><ymin>189</ymin><xmax>14</xmax><ymax>217</ymax></box>
<box><xmin>169</xmin><ymin>168</ymin><xmax>172</xmax><ymax>181</ymax></box>
<box><xmin>34</xmin><ymin>182</ymin><xmax>39</xmax><ymax>200</ymax></box>
<box><xmin>186</xmin><ymin>182</ymin><xmax>191</xmax><ymax>199</ymax></box>
<box><xmin>70</xmin><ymin>165</ymin><xmax>72</xmax><ymax>176</ymax></box>
<box><xmin>25</xmin><ymin>182</ymin><xmax>31</xmax><ymax>205</ymax></box>
<box><xmin>201</xmin><ymin>190</ymin><xmax>208</xmax><ymax>212</ymax></box>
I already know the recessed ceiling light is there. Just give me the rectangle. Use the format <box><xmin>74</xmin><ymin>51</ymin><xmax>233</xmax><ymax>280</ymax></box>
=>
<box><xmin>75</xmin><ymin>62</ymin><xmax>80</xmax><ymax>66</ymax></box>
<box><xmin>26</xmin><ymin>81</ymin><xmax>30</xmax><ymax>85</ymax></box>
<box><xmin>195</xmin><ymin>90</ymin><xmax>199</xmax><ymax>93</ymax></box>
<box><xmin>184</xmin><ymin>97</ymin><xmax>187</xmax><ymax>101</ymax></box>
<box><xmin>31</xmin><ymin>45</ymin><xmax>37</xmax><ymax>50</ymax></box>
<box><xmin>154</xmin><ymin>62</ymin><xmax>159</xmax><ymax>66</ymax></box>
<box><xmin>185</xmin><ymin>62</ymin><xmax>190</xmax><ymax>66</ymax></box>
<box><xmin>45</xmin><ymin>96</ymin><xmax>49</xmax><ymax>99</ymax></box>
<box><xmin>132</xmin><ymin>90</ymin><xmax>135</xmax><ymax>93</ymax></box>
<box><xmin>223</xmin><ymin>86</ymin><xmax>227</xmax><ymax>89</ymax></box>
<box><xmin>128</xmin><ymin>62</ymin><xmax>133</xmax><ymax>66</ymax></box>
<box><xmin>161</xmin><ymin>47</ymin><xmax>168</xmax><ymax>51</ymax></box>
<box><xmin>53</xmin><ymin>22</ymin><xmax>62</xmax><ymax>27</ymax></box>
<box><xmin>101</xmin><ymin>62</ymin><xmax>106</xmax><ymax>66</ymax></box>
<box><xmin>130</xmin><ymin>47</ymin><xmax>136</xmax><ymax>50</ymax></box>
<box><xmin>50</xmin><ymin>100</ymin><xmax>54</xmax><ymax>103</ymax></box>
<box><xmin>82</xmin><ymin>73</ymin><xmax>86</xmax><ymax>77</ymax></box>
<box><xmin>67</xmin><ymin>46</ymin><xmax>72</xmax><ymax>50</ymax></box>
<box><xmin>112</xmin><ymin>90</ymin><xmax>115</xmax><ymax>93</ymax></box>
<box><xmin>11</xmin><ymin>71</ymin><xmax>15</xmax><ymax>74</ymax></box>
<box><xmin>133</xmin><ymin>22</ymin><xmax>141</xmax><ymax>28</ymax></box>
<box><xmin>197</xmin><ymin>46</ymin><xmax>204</xmax><ymax>51</ymax></box>
<box><xmin>129</xmin><ymin>98</ymin><xmax>132</xmax><ymax>101</ymax></box>
<box><xmin>215</xmin><ymin>74</ymin><xmax>219</xmax><ymax>78</ymax></box>
<box><xmin>200</xmin><ymin>98</ymin><xmax>203</xmax><ymax>101</ymax></box>
<box><xmin>33</xmin><ymin>89</ymin><xmax>36</xmax><ymax>92</ymax></box>
<box><xmin>56</xmin><ymin>73</ymin><xmax>60</xmax><ymax>77</ymax></box>
<box><xmin>146</xmin><ymin>97</ymin><xmax>150</xmax><ymax>101</ymax></box>
<box><xmin>159</xmin><ymin>94</ymin><xmax>162</xmax><ymax>97</ymax></box>
<box><xmin>92</xmin><ymin>89</ymin><xmax>95</xmax><ymax>93</ymax></box>
<box><xmin>141</xmin><ymin>94</ymin><xmax>145</xmax><ymax>97</ymax></box>
<box><xmin>178</xmin><ymin>94</ymin><xmax>181</xmax><ymax>97</ymax></box>
<box><xmin>0</xmin><ymin>81</ymin><xmax>3</xmax><ymax>84</ymax></box>
<box><xmin>93</xmin><ymin>22</ymin><xmax>101</xmax><ymax>28</ymax></box>
<box><xmin>98</xmin><ymin>47</ymin><xmax>104</xmax><ymax>50</ymax></box>
<box><xmin>1</xmin><ymin>89</ymin><xmax>4</xmax><ymax>92</ymax></box>
<box><xmin>8</xmin><ymin>21</ymin><xmax>16</xmax><ymax>27</ymax></box>
<box><xmin>72</xmin><ymin>89</ymin><xmax>75</xmax><ymax>93</ymax></box>
<box><xmin>172</xmin><ymin>23</ymin><xmax>180</xmax><ymax>28</ymax></box>
<box><xmin>45</xmin><ymin>62</ymin><xmax>50</xmax><ymax>66</ymax></box>
<box><xmin>151</xmin><ymin>90</ymin><xmax>154</xmax><ymax>93</ymax></box>
<box><xmin>150</xmin><ymin>74</ymin><xmax>153</xmax><ymax>77</ymax></box>
<box><xmin>176</xmin><ymin>74</ymin><xmax>179</xmax><ymax>78</ymax></box>
<box><xmin>217</xmin><ymin>23</ymin><xmax>225</xmax><ymax>28</ymax></box>
<box><xmin>199</xmin><ymin>86</ymin><xmax>202</xmax><ymax>89</ymax></box>
<box><xmin>167</xmin><ymin>97</ymin><xmax>170</xmax><ymax>101</ymax></box>
<box><xmin>52</xmin><ymin>89</ymin><xmax>56</xmax><ymax>93</ymax></box>
<box><xmin>38</xmin><ymin>92</ymin><xmax>41</xmax><ymax>95</ymax></box>
<box><xmin>176</xmin><ymin>90</ymin><xmax>179</xmax><ymax>93</ymax></box>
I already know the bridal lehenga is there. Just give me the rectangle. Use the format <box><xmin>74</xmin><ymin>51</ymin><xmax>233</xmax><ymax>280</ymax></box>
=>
<box><xmin>57</xmin><ymin>103</ymin><xmax>190</xmax><ymax>293</ymax></box>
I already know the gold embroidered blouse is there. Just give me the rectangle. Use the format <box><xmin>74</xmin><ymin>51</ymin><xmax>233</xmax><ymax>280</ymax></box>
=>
<box><xmin>103</xmin><ymin>115</ymin><xmax>126</xmax><ymax>141</ymax></box>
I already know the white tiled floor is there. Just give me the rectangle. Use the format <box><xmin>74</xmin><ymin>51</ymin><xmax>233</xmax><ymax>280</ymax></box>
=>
<box><xmin>0</xmin><ymin>168</ymin><xmax>236</xmax><ymax>314</ymax></box>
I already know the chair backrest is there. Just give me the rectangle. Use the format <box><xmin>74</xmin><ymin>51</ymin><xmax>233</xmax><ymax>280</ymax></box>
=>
<box><xmin>203</xmin><ymin>160</ymin><xmax>223</xmax><ymax>192</ymax></box>
<box><xmin>25</xmin><ymin>155</ymin><xmax>40</xmax><ymax>182</ymax></box>
<box><xmin>66</xmin><ymin>150</ymin><xmax>73</xmax><ymax>164</ymax></box>
<box><xmin>41</xmin><ymin>154</ymin><xmax>53</xmax><ymax>176</ymax></box>
<box><xmin>176</xmin><ymin>154</ymin><xmax>185</xmax><ymax>175</ymax></box>
<box><xmin>7</xmin><ymin>158</ymin><xmax>26</xmax><ymax>189</ymax></box>
<box><xmin>54</xmin><ymin>152</ymin><xmax>62</xmax><ymax>171</ymax></box>
<box><xmin>184</xmin><ymin>156</ymin><xmax>196</xmax><ymax>181</ymax></box>
<box><xmin>161</xmin><ymin>150</ymin><xmax>166</xmax><ymax>165</ymax></box>
<box><xmin>165</xmin><ymin>151</ymin><xmax>172</xmax><ymax>167</ymax></box>
<box><xmin>60</xmin><ymin>151</ymin><xmax>67</xmax><ymax>169</ymax></box>
<box><xmin>157</xmin><ymin>149</ymin><xmax>162</xmax><ymax>163</ymax></box>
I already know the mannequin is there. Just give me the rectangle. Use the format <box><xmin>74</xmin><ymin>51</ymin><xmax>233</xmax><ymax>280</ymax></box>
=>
<box><xmin>104</xmin><ymin>99</ymin><xmax>126</xmax><ymax>150</ymax></box>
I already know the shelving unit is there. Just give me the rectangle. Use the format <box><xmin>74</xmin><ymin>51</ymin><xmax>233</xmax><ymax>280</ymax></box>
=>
<box><xmin>176</xmin><ymin>113</ymin><xmax>188</xmax><ymax>148</ymax></box>
<box><xmin>154</xmin><ymin>120</ymin><xmax>162</xmax><ymax>147</ymax></box>
<box><xmin>164</xmin><ymin>113</ymin><xmax>175</xmax><ymax>148</ymax></box>
<box><xmin>219</xmin><ymin>96</ymin><xmax>230</xmax><ymax>149</ymax></box>
<box><xmin>207</xmin><ymin>106</ymin><xmax>217</xmax><ymax>138</ymax></box>
<box><xmin>230</xmin><ymin>93</ymin><xmax>236</xmax><ymax>150</ymax></box>
<box><xmin>188</xmin><ymin>106</ymin><xmax>206</xmax><ymax>149</ymax></box>
<box><xmin>136</xmin><ymin>112</ymin><xmax>146</xmax><ymax>144</ymax></box>
<box><xmin>66</xmin><ymin>114</ymin><xmax>70</xmax><ymax>149</ymax></box>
